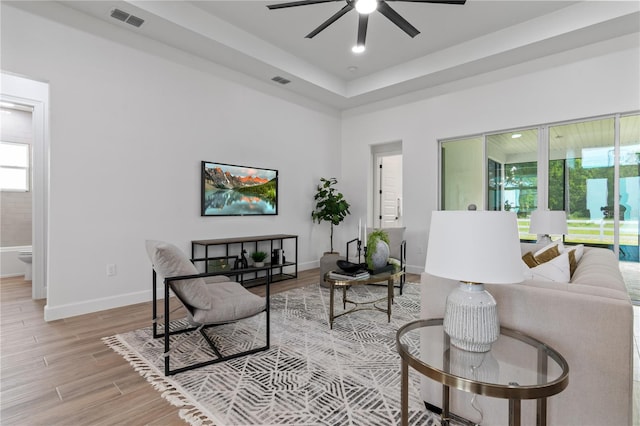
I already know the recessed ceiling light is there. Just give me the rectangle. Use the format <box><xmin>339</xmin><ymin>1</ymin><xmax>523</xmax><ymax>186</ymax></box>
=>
<box><xmin>352</xmin><ymin>45</ymin><xmax>365</xmax><ymax>54</ymax></box>
<box><xmin>511</xmin><ymin>133</ymin><xmax>522</xmax><ymax>139</ymax></box>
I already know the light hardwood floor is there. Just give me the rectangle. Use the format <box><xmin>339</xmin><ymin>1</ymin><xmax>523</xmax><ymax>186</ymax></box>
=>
<box><xmin>0</xmin><ymin>270</ymin><xmax>420</xmax><ymax>425</ymax></box>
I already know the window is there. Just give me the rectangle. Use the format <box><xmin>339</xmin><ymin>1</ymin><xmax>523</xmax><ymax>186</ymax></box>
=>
<box><xmin>0</xmin><ymin>141</ymin><xmax>30</xmax><ymax>191</ymax></box>
<box><xmin>619</xmin><ymin>114</ymin><xmax>640</xmax><ymax>260</ymax></box>
<box><xmin>440</xmin><ymin>137</ymin><xmax>483</xmax><ymax>210</ymax></box>
<box><xmin>439</xmin><ymin>113</ymin><xmax>640</xmax><ymax>261</ymax></box>
<box><xmin>548</xmin><ymin>118</ymin><xmax>615</xmax><ymax>246</ymax></box>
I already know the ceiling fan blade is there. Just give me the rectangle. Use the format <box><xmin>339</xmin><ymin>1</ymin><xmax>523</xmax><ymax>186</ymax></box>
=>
<box><xmin>267</xmin><ymin>0</ymin><xmax>340</xmax><ymax>10</ymax></box>
<box><xmin>357</xmin><ymin>13</ymin><xmax>369</xmax><ymax>47</ymax></box>
<box><xmin>305</xmin><ymin>4</ymin><xmax>354</xmax><ymax>38</ymax></box>
<box><xmin>377</xmin><ymin>1</ymin><xmax>420</xmax><ymax>38</ymax></box>
<box><xmin>386</xmin><ymin>0</ymin><xmax>466</xmax><ymax>4</ymax></box>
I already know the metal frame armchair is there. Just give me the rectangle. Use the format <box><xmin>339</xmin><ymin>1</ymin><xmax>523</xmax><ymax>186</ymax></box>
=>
<box><xmin>146</xmin><ymin>240</ymin><xmax>270</xmax><ymax>376</ymax></box>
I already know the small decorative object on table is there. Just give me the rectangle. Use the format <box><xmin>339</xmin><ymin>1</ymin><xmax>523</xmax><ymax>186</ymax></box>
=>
<box><xmin>365</xmin><ymin>229</ymin><xmax>390</xmax><ymax>271</ymax></box>
<box><xmin>234</xmin><ymin>249</ymin><xmax>249</xmax><ymax>269</ymax></box>
<box><xmin>251</xmin><ymin>250</ymin><xmax>268</xmax><ymax>267</ymax></box>
<box><xmin>336</xmin><ymin>260</ymin><xmax>362</xmax><ymax>273</ymax></box>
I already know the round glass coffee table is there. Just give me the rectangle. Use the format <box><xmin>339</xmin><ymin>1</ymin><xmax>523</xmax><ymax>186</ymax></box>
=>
<box><xmin>396</xmin><ymin>318</ymin><xmax>569</xmax><ymax>426</ymax></box>
<box><xmin>324</xmin><ymin>268</ymin><xmax>404</xmax><ymax>329</ymax></box>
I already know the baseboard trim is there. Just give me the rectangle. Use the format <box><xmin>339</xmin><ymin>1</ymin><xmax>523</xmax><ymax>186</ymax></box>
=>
<box><xmin>44</xmin><ymin>289</ymin><xmax>152</xmax><ymax>321</ymax></box>
<box><xmin>0</xmin><ymin>273</ymin><xmax>25</xmax><ymax>278</ymax></box>
<box><xmin>43</xmin><ymin>262</ymin><xmax>325</xmax><ymax>321</ymax></box>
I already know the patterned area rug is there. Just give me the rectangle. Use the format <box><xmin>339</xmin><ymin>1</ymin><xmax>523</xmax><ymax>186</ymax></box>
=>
<box><xmin>104</xmin><ymin>282</ymin><xmax>438</xmax><ymax>426</ymax></box>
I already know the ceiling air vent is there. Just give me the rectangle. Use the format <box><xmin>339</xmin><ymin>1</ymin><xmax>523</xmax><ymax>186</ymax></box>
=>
<box><xmin>271</xmin><ymin>76</ymin><xmax>291</xmax><ymax>85</ymax></box>
<box><xmin>126</xmin><ymin>15</ymin><xmax>144</xmax><ymax>28</ymax></box>
<box><xmin>110</xmin><ymin>9</ymin><xmax>145</xmax><ymax>28</ymax></box>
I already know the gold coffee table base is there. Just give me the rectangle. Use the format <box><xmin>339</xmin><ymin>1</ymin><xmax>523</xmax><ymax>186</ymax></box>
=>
<box><xmin>324</xmin><ymin>269</ymin><xmax>404</xmax><ymax>329</ymax></box>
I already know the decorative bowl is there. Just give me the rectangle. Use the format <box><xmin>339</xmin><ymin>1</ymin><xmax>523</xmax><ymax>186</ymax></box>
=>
<box><xmin>336</xmin><ymin>260</ymin><xmax>362</xmax><ymax>273</ymax></box>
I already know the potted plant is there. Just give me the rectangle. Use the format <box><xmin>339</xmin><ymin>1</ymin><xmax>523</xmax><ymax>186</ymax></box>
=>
<box><xmin>365</xmin><ymin>229</ymin><xmax>390</xmax><ymax>270</ymax></box>
<box><xmin>311</xmin><ymin>177</ymin><xmax>351</xmax><ymax>253</ymax></box>
<box><xmin>251</xmin><ymin>251</ymin><xmax>268</xmax><ymax>267</ymax></box>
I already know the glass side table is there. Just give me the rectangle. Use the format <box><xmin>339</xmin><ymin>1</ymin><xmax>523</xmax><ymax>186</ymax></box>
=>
<box><xmin>396</xmin><ymin>318</ymin><xmax>569</xmax><ymax>426</ymax></box>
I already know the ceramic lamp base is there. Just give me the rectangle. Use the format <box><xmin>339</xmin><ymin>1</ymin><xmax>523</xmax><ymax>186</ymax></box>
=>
<box><xmin>443</xmin><ymin>282</ymin><xmax>499</xmax><ymax>353</ymax></box>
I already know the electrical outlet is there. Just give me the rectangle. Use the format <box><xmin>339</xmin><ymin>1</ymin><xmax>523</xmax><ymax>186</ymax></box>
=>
<box><xmin>106</xmin><ymin>264</ymin><xmax>117</xmax><ymax>277</ymax></box>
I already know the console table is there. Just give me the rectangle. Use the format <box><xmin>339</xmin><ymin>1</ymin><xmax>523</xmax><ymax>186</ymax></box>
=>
<box><xmin>191</xmin><ymin>234</ymin><xmax>298</xmax><ymax>288</ymax></box>
<box><xmin>396</xmin><ymin>318</ymin><xmax>569</xmax><ymax>426</ymax></box>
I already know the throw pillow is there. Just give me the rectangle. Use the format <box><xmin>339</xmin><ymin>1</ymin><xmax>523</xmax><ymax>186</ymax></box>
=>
<box><xmin>522</xmin><ymin>259</ymin><xmax>534</xmax><ymax>280</ymax></box>
<box><xmin>534</xmin><ymin>244</ymin><xmax>561</xmax><ymax>265</ymax></box>
<box><xmin>529</xmin><ymin>251</ymin><xmax>571</xmax><ymax>282</ymax></box>
<box><xmin>567</xmin><ymin>249</ymin><xmax>577</xmax><ymax>278</ymax></box>
<box><xmin>534</xmin><ymin>241</ymin><xmax>565</xmax><ymax>257</ymax></box>
<box><xmin>563</xmin><ymin>244</ymin><xmax>584</xmax><ymax>278</ymax></box>
<box><xmin>522</xmin><ymin>251</ymin><xmax>539</xmax><ymax>268</ymax></box>
<box><xmin>564</xmin><ymin>244</ymin><xmax>584</xmax><ymax>262</ymax></box>
<box><xmin>145</xmin><ymin>240</ymin><xmax>212</xmax><ymax>309</ymax></box>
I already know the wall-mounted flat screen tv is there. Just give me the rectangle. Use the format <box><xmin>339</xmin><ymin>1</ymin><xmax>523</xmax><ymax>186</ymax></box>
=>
<box><xmin>201</xmin><ymin>161</ymin><xmax>278</xmax><ymax>216</ymax></box>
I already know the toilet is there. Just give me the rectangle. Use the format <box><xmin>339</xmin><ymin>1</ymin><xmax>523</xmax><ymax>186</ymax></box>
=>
<box><xmin>17</xmin><ymin>250</ymin><xmax>32</xmax><ymax>281</ymax></box>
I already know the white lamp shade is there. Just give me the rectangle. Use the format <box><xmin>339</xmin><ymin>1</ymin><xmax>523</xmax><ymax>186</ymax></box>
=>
<box><xmin>529</xmin><ymin>210</ymin><xmax>568</xmax><ymax>235</ymax></box>
<box><xmin>425</xmin><ymin>210</ymin><xmax>523</xmax><ymax>284</ymax></box>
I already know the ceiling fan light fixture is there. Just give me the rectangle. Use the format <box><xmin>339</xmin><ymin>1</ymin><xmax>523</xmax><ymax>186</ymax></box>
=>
<box><xmin>352</xmin><ymin>44</ymin><xmax>366</xmax><ymax>53</ymax></box>
<box><xmin>355</xmin><ymin>0</ymin><xmax>377</xmax><ymax>15</ymax></box>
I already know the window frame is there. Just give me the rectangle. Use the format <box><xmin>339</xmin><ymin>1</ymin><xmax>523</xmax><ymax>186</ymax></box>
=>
<box><xmin>0</xmin><ymin>140</ymin><xmax>31</xmax><ymax>192</ymax></box>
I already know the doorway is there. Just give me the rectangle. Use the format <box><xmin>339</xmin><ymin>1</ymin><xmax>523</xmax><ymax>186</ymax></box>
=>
<box><xmin>1</xmin><ymin>73</ymin><xmax>49</xmax><ymax>300</ymax></box>
<box><xmin>373</xmin><ymin>142</ymin><xmax>403</xmax><ymax>228</ymax></box>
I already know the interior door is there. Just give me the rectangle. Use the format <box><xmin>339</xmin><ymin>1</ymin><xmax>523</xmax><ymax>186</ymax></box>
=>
<box><xmin>376</xmin><ymin>154</ymin><xmax>403</xmax><ymax>228</ymax></box>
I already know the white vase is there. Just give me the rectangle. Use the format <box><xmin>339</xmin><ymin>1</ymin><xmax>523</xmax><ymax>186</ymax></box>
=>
<box><xmin>254</xmin><ymin>261</ymin><xmax>265</xmax><ymax>267</ymax></box>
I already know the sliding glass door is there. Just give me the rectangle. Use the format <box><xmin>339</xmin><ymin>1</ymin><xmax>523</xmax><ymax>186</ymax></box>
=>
<box><xmin>486</xmin><ymin>129</ymin><xmax>538</xmax><ymax>240</ymax></box>
<box><xmin>439</xmin><ymin>113</ymin><xmax>640</xmax><ymax>261</ymax></box>
<box><xmin>548</xmin><ymin>118</ymin><xmax>616</xmax><ymax>248</ymax></box>
<box><xmin>619</xmin><ymin>114</ymin><xmax>640</xmax><ymax>261</ymax></box>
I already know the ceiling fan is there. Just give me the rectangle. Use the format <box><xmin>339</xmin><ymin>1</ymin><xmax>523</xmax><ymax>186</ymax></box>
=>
<box><xmin>267</xmin><ymin>0</ymin><xmax>466</xmax><ymax>52</ymax></box>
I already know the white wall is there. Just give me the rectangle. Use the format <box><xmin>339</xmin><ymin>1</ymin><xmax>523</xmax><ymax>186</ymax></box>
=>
<box><xmin>341</xmin><ymin>41</ymin><xmax>640</xmax><ymax>273</ymax></box>
<box><xmin>1</xmin><ymin>4</ymin><xmax>342</xmax><ymax>320</ymax></box>
<box><xmin>3</xmin><ymin>3</ymin><xmax>639</xmax><ymax>319</ymax></box>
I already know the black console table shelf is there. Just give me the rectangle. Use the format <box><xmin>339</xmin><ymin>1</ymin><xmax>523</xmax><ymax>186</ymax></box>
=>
<box><xmin>191</xmin><ymin>234</ymin><xmax>298</xmax><ymax>288</ymax></box>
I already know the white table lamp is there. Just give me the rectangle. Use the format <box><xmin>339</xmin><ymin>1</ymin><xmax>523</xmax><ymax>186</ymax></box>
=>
<box><xmin>426</xmin><ymin>211</ymin><xmax>523</xmax><ymax>352</ymax></box>
<box><xmin>529</xmin><ymin>210</ymin><xmax>568</xmax><ymax>245</ymax></box>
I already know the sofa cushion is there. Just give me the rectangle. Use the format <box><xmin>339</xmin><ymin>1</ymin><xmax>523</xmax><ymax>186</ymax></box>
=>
<box><xmin>571</xmin><ymin>246</ymin><xmax>626</xmax><ymax>291</ymax></box>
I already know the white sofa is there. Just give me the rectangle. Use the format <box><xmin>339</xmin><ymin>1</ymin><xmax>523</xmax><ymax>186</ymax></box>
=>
<box><xmin>420</xmin><ymin>243</ymin><xmax>633</xmax><ymax>426</ymax></box>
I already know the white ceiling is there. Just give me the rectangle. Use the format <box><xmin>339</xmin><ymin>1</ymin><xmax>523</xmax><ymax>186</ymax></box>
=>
<box><xmin>23</xmin><ymin>1</ymin><xmax>640</xmax><ymax>110</ymax></box>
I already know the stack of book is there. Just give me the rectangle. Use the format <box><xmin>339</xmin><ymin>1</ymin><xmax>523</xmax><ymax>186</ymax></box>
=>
<box><xmin>328</xmin><ymin>269</ymin><xmax>370</xmax><ymax>280</ymax></box>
